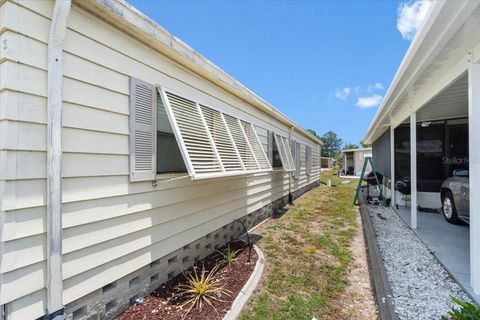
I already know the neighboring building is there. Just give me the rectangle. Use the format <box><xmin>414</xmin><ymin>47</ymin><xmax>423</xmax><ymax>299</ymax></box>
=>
<box><xmin>0</xmin><ymin>1</ymin><xmax>322</xmax><ymax>319</ymax></box>
<box><xmin>320</xmin><ymin>157</ymin><xmax>334</xmax><ymax>169</ymax></box>
<box><xmin>341</xmin><ymin>148</ymin><xmax>372</xmax><ymax>176</ymax></box>
<box><xmin>363</xmin><ymin>0</ymin><xmax>480</xmax><ymax>299</ymax></box>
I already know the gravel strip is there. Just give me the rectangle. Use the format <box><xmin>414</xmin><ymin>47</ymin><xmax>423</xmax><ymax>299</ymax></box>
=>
<box><xmin>368</xmin><ymin>204</ymin><xmax>471</xmax><ymax>320</ymax></box>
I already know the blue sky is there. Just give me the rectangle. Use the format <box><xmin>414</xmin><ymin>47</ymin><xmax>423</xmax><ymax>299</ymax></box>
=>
<box><xmin>128</xmin><ymin>0</ymin><xmax>431</xmax><ymax>146</ymax></box>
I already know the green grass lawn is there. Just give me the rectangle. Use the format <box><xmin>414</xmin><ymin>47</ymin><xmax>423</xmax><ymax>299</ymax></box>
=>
<box><xmin>241</xmin><ymin>170</ymin><xmax>360</xmax><ymax>320</ymax></box>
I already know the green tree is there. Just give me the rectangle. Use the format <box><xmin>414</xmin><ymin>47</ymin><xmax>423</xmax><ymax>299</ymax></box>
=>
<box><xmin>321</xmin><ymin>131</ymin><xmax>342</xmax><ymax>157</ymax></box>
<box><xmin>307</xmin><ymin>129</ymin><xmax>322</xmax><ymax>140</ymax></box>
<box><xmin>343</xmin><ymin>143</ymin><xmax>359</xmax><ymax>150</ymax></box>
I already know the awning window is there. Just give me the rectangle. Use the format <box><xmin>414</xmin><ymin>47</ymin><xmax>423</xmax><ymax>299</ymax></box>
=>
<box><xmin>273</xmin><ymin>134</ymin><xmax>296</xmax><ymax>172</ymax></box>
<box><xmin>159</xmin><ymin>87</ymin><xmax>272</xmax><ymax>180</ymax></box>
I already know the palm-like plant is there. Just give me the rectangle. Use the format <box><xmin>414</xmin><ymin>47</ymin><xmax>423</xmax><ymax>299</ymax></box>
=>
<box><xmin>178</xmin><ymin>263</ymin><xmax>230</xmax><ymax>318</ymax></box>
<box><xmin>218</xmin><ymin>245</ymin><xmax>241</xmax><ymax>266</ymax></box>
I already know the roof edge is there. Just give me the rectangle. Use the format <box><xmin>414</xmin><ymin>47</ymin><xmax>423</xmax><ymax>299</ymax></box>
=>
<box><xmin>363</xmin><ymin>0</ymin><xmax>480</xmax><ymax>144</ymax></box>
<box><xmin>72</xmin><ymin>0</ymin><xmax>323</xmax><ymax>145</ymax></box>
<box><xmin>341</xmin><ymin>147</ymin><xmax>372</xmax><ymax>153</ymax></box>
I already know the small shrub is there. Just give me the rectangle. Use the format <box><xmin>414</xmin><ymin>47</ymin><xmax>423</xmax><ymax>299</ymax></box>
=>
<box><xmin>441</xmin><ymin>297</ymin><xmax>480</xmax><ymax>320</ymax></box>
<box><xmin>177</xmin><ymin>263</ymin><xmax>229</xmax><ymax>317</ymax></box>
<box><xmin>218</xmin><ymin>245</ymin><xmax>241</xmax><ymax>266</ymax></box>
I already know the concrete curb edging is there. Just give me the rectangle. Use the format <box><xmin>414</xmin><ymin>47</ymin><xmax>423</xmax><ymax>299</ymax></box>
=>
<box><xmin>223</xmin><ymin>245</ymin><xmax>265</xmax><ymax>320</ymax></box>
<box><xmin>359</xmin><ymin>190</ymin><xmax>399</xmax><ymax>320</ymax></box>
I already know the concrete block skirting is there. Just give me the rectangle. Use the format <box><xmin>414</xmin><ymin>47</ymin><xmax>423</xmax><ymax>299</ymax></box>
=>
<box><xmin>64</xmin><ymin>180</ymin><xmax>320</xmax><ymax>320</ymax></box>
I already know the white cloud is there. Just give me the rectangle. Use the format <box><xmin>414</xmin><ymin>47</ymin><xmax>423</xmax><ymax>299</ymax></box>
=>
<box><xmin>334</xmin><ymin>87</ymin><xmax>352</xmax><ymax>100</ymax></box>
<box><xmin>356</xmin><ymin>94</ymin><xmax>383</xmax><ymax>109</ymax></box>
<box><xmin>397</xmin><ymin>0</ymin><xmax>433</xmax><ymax>41</ymax></box>
<box><xmin>368</xmin><ymin>82</ymin><xmax>384</xmax><ymax>91</ymax></box>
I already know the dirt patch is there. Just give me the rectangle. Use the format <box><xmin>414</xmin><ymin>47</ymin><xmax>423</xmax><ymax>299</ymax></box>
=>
<box><xmin>335</xmin><ymin>211</ymin><xmax>378</xmax><ymax>319</ymax></box>
<box><xmin>118</xmin><ymin>242</ymin><xmax>257</xmax><ymax>320</ymax></box>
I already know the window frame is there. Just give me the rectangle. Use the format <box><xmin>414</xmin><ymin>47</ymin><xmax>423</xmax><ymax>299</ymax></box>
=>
<box><xmin>273</xmin><ymin>133</ymin><xmax>296</xmax><ymax>172</ymax></box>
<box><xmin>156</xmin><ymin>91</ymin><xmax>188</xmax><ymax>175</ymax></box>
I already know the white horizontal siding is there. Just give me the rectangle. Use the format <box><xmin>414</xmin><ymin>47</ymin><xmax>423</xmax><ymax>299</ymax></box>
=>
<box><xmin>1</xmin><ymin>234</ymin><xmax>45</xmax><ymax>273</ymax></box>
<box><xmin>0</xmin><ymin>1</ymin><xmax>321</xmax><ymax>319</ymax></box>
<box><xmin>1</xmin><ymin>206</ymin><xmax>46</xmax><ymax>242</ymax></box>
<box><xmin>0</xmin><ymin>3</ymin><xmax>49</xmax><ymax>318</ymax></box>
<box><xmin>0</xmin><ymin>91</ymin><xmax>46</xmax><ymax>124</ymax></box>
<box><xmin>7</xmin><ymin>289</ymin><xmax>46</xmax><ymax>320</ymax></box>
<box><xmin>0</xmin><ymin>261</ymin><xmax>45</xmax><ymax>305</ymax></box>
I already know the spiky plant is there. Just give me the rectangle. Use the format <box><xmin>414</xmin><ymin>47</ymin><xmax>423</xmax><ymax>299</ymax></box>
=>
<box><xmin>178</xmin><ymin>263</ymin><xmax>230</xmax><ymax>318</ymax></box>
<box><xmin>218</xmin><ymin>245</ymin><xmax>241</xmax><ymax>267</ymax></box>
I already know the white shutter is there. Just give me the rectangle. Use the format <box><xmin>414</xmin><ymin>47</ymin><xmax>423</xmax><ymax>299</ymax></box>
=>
<box><xmin>159</xmin><ymin>87</ymin><xmax>272</xmax><ymax>180</ymax></box>
<box><xmin>241</xmin><ymin>121</ymin><xmax>271</xmax><ymax>170</ymax></box>
<box><xmin>273</xmin><ymin>134</ymin><xmax>295</xmax><ymax>172</ymax></box>
<box><xmin>223</xmin><ymin>114</ymin><xmax>258</xmax><ymax>171</ymax></box>
<box><xmin>295</xmin><ymin>142</ymin><xmax>301</xmax><ymax>178</ymax></box>
<box><xmin>306</xmin><ymin>146</ymin><xmax>312</xmax><ymax>176</ymax></box>
<box><xmin>129</xmin><ymin>77</ymin><xmax>156</xmax><ymax>182</ymax></box>
<box><xmin>267</xmin><ymin>130</ymin><xmax>273</xmax><ymax>165</ymax></box>
<box><xmin>200</xmin><ymin>105</ymin><xmax>244</xmax><ymax>172</ymax></box>
<box><xmin>290</xmin><ymin>140</ymin><xmax>299</xmax><ymax>178</ymax></box>
<box><xmin>160</xmin><ymin>90</ymin><xmax>222</xmax><ymax>176</ymax></box>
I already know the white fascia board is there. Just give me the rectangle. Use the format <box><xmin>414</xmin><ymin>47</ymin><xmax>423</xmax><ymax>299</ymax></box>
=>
<box><xmin>74</xmin><ymin>0</ymin><xmax>322</xmax><ymax>146</ymax></box>
<box><xmin>363</xmin><ymin>0</ymin><xmax>480</xmax><ymax>144</ymax></box>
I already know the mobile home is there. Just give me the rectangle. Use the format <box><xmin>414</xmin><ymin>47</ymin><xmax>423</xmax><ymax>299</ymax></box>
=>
<box><xmin>0</xmin><ymin>1</ymin><xmax>322</xmax><ymax>319</ymax></box>
<box><xmin>363</xmin><ymin>0</ymin><xmax>480</xmax><ymax>301</ymax></box>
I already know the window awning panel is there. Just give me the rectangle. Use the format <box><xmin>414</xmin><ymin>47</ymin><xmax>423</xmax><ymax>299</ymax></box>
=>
<box><xmin>200</xmin><ymin>105</ymin><xmax>244</xmax><ymax>172</ymax></box>
<box><xmin>274</xmin><ymin>134</ymin><xmax>295</xmax><ymax>172</ymax></box>
<box><xmin>160</xmin><ymin>87</ymin><xmax>272</xmax><ymax>180</ymax></box>
<box><xmin>242</xmin><ymin>121</ymin><xmax>271</xmax><ymax>170</ymax></box>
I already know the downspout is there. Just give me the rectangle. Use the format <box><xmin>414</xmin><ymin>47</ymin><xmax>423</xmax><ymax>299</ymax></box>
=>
<box><xmin>47</xmin><ymin>1</ymin><xmax>71</xmax><ymax>319</ymax></box>
<box><xmin>288</xmin><ymin>127</ymin><xmax>294</xmax><ymax>205</ymax></box>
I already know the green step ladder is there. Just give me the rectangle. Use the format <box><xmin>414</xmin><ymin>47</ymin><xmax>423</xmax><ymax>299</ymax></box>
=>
<box><xmin>353</xmin><ymin>156</ymin><xmax>385</xmax><ymax>206</ymax></box>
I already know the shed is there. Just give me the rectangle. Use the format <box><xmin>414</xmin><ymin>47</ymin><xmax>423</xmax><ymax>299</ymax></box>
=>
<box><xmin>340</xmin><ymin>148</ymin><xmax>372</xmax><ymax>176</ymax></box>
<box><xmin>320</xmin><ymin>157</ymin><xmax>334</xmax><ymax>169</ymax></box>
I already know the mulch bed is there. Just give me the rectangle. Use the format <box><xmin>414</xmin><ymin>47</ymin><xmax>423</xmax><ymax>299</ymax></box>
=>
<box><xmin>117</xmin><ymin>242</ymin><xmax>258</xmax><ymax>320</ymax></box>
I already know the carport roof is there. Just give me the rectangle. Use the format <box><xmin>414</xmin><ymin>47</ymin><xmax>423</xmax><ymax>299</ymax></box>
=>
<box><xmin>363</xmin><ymin>1</ymin><xmax>480</xmax><ymax>145</ymax></box>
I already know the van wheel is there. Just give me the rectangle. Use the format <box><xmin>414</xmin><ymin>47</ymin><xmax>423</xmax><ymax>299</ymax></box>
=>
<box><xmin>442</xmin><ymin>191</ymin><xmax>461</xmax><ymax>224</ymax></box>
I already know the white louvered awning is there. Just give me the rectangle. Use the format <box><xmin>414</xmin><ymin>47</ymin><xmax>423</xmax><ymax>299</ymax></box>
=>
<box><xmin>273</xmin><ymin>134</ymin><xmax>295</xmax><ymax>172</ymax></box>
<box><xmin>159</xmin><ymin>87</ymin><xmax>272</xmax><ymax>180</ymax></box>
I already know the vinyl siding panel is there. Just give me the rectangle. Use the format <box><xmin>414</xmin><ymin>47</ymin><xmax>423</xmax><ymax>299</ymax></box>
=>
<box><xmin>1</xmin><ymin>2</ymin><xmax>50</xmax><ymax>317</ymax></box>
<box><xmin>0</xmin><ymin>1</ymin><xmax>321</xmax><ymax>319</ymax></box>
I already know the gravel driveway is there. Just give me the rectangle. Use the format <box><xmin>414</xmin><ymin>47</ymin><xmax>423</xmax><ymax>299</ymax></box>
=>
<box><xmin>367</xmin><ymin>204</ymin><xmax>471</xmax><ymax>320</ymax></box>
